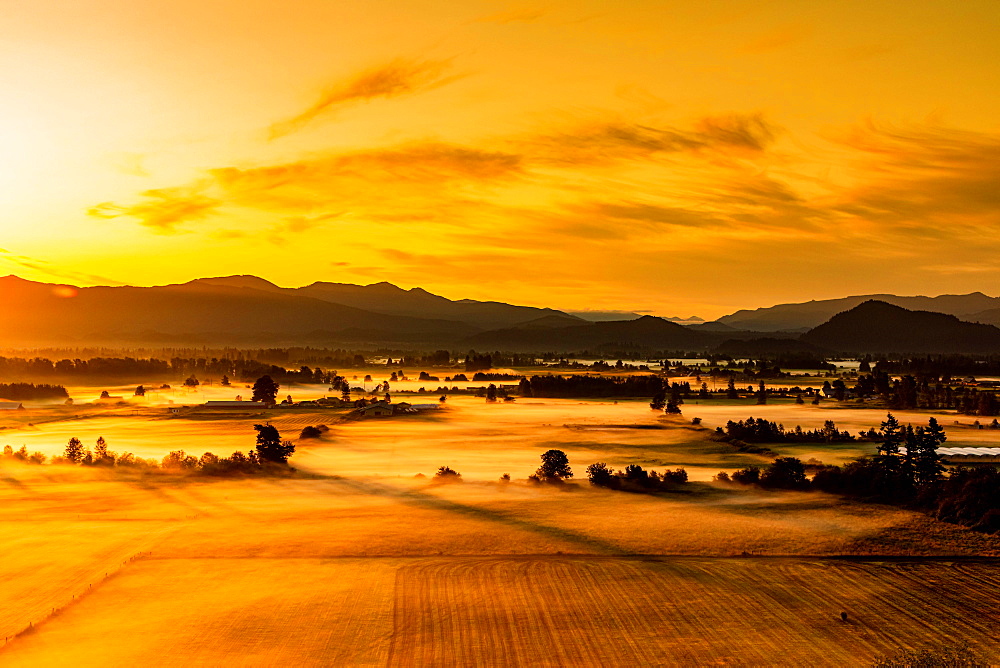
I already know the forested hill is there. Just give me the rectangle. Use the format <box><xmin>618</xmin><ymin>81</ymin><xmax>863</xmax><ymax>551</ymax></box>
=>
<box><xmin>463</xmin><ymin>315</ymin><xmax>711</xmax><ymax>352</ymax></box>
<box><xmin>800</xmin><ymin>300</ymin><xmax>1000</xmax><ymax>353</ymax></box>
<box><xmin>716</xmin><ymin>292</ymin><xmax>1000</xmax><ymax>332</ymax></box>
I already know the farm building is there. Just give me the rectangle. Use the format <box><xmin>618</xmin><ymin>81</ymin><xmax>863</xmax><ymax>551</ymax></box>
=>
<box><xmin>204</xmin><ymin>401</ymin><xmax>267</xmax><ymax>409</ymax></box>
<box><xmin>939</xmin><ymin>447</ymin><xmax>1000</xmax><ymax>464</ymax></box>
<box><xmin>0</xmin><ymin>401</ymin><xmax>25</xmax><ymax>411</ymax></box>
<box><xmin>359</xmin><ymin>402</ymin><xmax>393</xmax><ymax>417</ymax></box>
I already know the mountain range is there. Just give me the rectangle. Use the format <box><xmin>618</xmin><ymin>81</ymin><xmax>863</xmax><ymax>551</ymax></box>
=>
<box><xmin>716</xmin><ymin>292</ymin><xmax>1000</xmax><ymax>331</ymax></box>
<box><xmin>2</xmin><ymin>275</ymin><xmax>999</xmax><ymax>354</ymax></box>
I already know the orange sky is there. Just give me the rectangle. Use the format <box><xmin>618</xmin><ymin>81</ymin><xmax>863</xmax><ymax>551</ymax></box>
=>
<box><xmin>2</xmin><ymin>0</ymin><xmax>999</xmax><ymax>319</ymax></box>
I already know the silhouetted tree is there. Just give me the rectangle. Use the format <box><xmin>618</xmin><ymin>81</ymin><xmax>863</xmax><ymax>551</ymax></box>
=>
<box><xmin>299</xmin><ymin>426</ymin><xmax>324</xmax><ymax>439</ymax></box>
<box><xmin>586</xmin><ymin>462</ymin><xmax>616</xmax><ymax>488</ymax></box>
<box><xmin>435</xmin><ymin>465</ymin><xmax>462</xmax><ymax>480</ymax></box>
<box><xmin>731</xmin><ymin>466</ymin><xmax>761</xmax><ymax>485</ymax></box>
<box><xmin>64</xmin><ymin>437</ymin><xmax>83</xmax><ymax>464</ymax></box>
<box><xmin>94</xmin><ymin>436</ymin><xmax>115</xmax><ymax>466</ymax></box>
<box><xmin>162</xmin><ymin>450</ymin><xmax>198</xmax><ymax>469</ymax></box>
<box><xmin>726</xmin><ymin>377</ymin><xmax>739</xmax><ymax>399</ymax></box>
<box><xmin>760</xmin><ymin>457</ymin><xmax>808</xmax><ymax>490</ymax></box>
<box><xmin>254</xmin><ymin>424</ymin><xmax>294</xmax><ymax>464</ymax></box>
<box><xmin>909</xmin><ymin>417</ymin><xmax>947</xmax><ymax>486</ymax></box>
<box><xmin>220</xmin><ymin>375</ymin><xmax>231</xmax><ymax>386</ymax></box>
<box><xmin>536</xmin><ymin>449</ymin><xmax>573</xmax><ymax>481</ymax></box>
<box><xmin>252</xmin><ymin>375</ymin><xmax>280</xmax><ymax>404</ymax></box>
<box><xmin>134</xmin><ymin>385</ymin><xmax>145</xmax><ymax>396</ymax></box>
<box><xmin>650</xmin><ymin>391</ymin><xmax>666</xmax><ymax>411</ymax></box>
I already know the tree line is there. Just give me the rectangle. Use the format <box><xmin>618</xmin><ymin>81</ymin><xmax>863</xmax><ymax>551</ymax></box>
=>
<box><xmin>519</xmin><ymin>374</ymin><xmax>666</xmax><ymax>398</ymax></box>
<box><xmin>586</xmin><ymin>462</ymin><xmax>689</xmax><ymax>491</ymax></box>
<box><xmin>0</xmin><ymin>382</ymin><xmax>69</xmax><ymax>400</ymax></box>
<box><xmin>719</xmin><ymin>417</ymin><xmax>863</xmax><ymax>444</ymax></box>
<box><xmin>4</xmin><ymin>425</ymin><xmax>296</xmax><ymax>476</ymax></box>
<box><xmin>719</xmin><ymin>414</ymin><xmax>1000</xmax><ymax>533</ymax></box>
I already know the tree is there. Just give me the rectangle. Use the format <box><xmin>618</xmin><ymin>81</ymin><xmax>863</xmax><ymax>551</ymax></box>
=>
<box><xmin>486</xmin><ymin>384</ymin><xmax>498</xmax><ymax>403</ymax></box>
<box><xmin>536</xmin><ymin>449</ymin><xmax>573</xmax><ymax>481</ymax></box>
<box><xmin>184</xmin><ymin>376</ymin><xmax>199</xmax><ymax>387</ymax></box>
<box><xmin>760</xmin><ymin>457</ymin><xmax>808</xmax><ymax>490</ymax></box>
<box><xmin>162</xmin><ymin>450</ymin><xmax>198</xmax><ymax>470</ymax></box>
<box><xmin>731</xmin><ymin>466</ymin><xmax>761</xmax><ymax>485</ymax></box>
<box><xmin>649</xmin><ymin>391</ymin><xmax>666</xmax><ymax>411</ymax></box>
<box><xmin>586</xmin><ymin>462</ymin><xmax>616</xmax><ymax>487</ymax></box>
<box><xmin>252</xmin><ymin>375</ymin><xmax>280</xmax><ymax>405</ymax></box>
<box><xmin>134</xmin><ymin>385</ymin><xmax>145</xmax><ymax>397</ymax></box>
<box><xmin>726</xmin><ymin>377</ymin><xmax>739</xmax><ymax>399</ymax></box>
<box><xmin>299</xmin><ymin>425</ymin><xmax>323</xmax><ymax>439</ymax></box>
<box><xmin>874</xmin><ymin>412</ymin><xmax>908</xmax><ymax>497</ymax></box>
<box><xmin>435</xmin><ymin>465</ymin><xmax>462</xmax><ymax>480</ymax></box>
<box><xmin>220</xmin><ymin>375</ymin><xmax>231</xmax><ymax>387</ymax></box>
<box><xmin>253</xmin><ymin>424</ymin><xmax>294</xmax><ymax>464</ymax></box>
<box><xmin>64</xmin><ymin>437</ymin><xmax>84</xmax><ymax>464</ymax></box>
<box><xmin>94</xmin><ymin>436</ymin><xmax>115</xmax><ymax>465</ymax></box>
<box><xmin>755</xmin><ymin>381</ymin><xmax>767</xmax><ymax>405</ymax></box>
<box><xmin>910</xmin><ymin>418</ymin><xmax>947</xmax><ymax>486</ymax></box>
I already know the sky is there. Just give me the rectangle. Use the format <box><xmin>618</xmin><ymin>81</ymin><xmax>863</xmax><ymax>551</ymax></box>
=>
<box><xmin>2</xmin><ymin>0</ymin><xmax>999</xmax><ymax>319</ymax></box>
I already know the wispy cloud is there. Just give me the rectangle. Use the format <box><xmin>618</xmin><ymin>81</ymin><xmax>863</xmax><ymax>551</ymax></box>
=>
<box><xmin>89</xmin><ymin>186</ymin><xmax>220</xmax><ymax>233</ymax></box>
<box><xmin>90</xmin><ymin>141</ymin><xmax>522</xmax><ymax>233</ymax></box>
<box><xmin>0</xmin><ymin>249</ymin><xmax>123</xmax><ymax>285</ymax></box>
<box><xmin>521</xmin><ymin>112</ymin><xmax>777</xmax><ymax>165</ymax></box>
<box><xmin>269</xmin><ymin>58</ymin><xmax>463</xmax><ymax>139</ymax></box>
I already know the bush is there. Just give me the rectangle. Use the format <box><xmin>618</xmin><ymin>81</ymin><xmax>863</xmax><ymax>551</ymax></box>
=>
<box><xmin>586</xmin><ymin>462</ymin><xmax>617</xmax><ymax>488</ymax></box>
<box><xmin>662</xmin><ymin>468</ymin><xmax>689</xmax><ymax>484</ymax></box>
<box><xmin>435</xmin><ymin>466</ymin><xmax>462</xmax><ymax>481</ymax></box>
<box><xmin>299</xmin><ymin>425</ymin><xmax>324</xmax><ymax>439</ymax></box>
<box><xmin>759</xmin><ymin>457</ymin><xmax>808</xmax><ymax>490</ymax></box>
<box><xmin>731</xmin><ymin>466</ymin><xmax>761</xmax><ymax>485</ymax></box>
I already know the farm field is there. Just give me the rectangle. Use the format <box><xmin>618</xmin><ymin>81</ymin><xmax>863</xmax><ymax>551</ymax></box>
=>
<box><xmin>3</xmin><ymin>394</ymin><xmax>999</xmax><ymax>481</ymax></box>
<box><xmin>2</xmin><ymin>390</ymin><xmax>999</xmax><ymax>664</ymax></box>
<box><xmin>3</xmin><ymin>553</ymin><xmax>1000</xmax><ymax>666</ymax></box>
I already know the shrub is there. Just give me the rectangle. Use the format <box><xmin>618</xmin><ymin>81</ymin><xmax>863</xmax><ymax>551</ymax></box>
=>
<box><xmin>731</xmin><ymin>466</ymin><xmax>761</xmax><ymax>485</ymax></box>
<box><xmin>435</xmin><ymin>466</ymin><xmax>462</xmax><ymax>481</ymax></box>
<box><xmin>299</xmin><ymin>425</ymin><xmax>324</xmax><ymax>439</ymax></box>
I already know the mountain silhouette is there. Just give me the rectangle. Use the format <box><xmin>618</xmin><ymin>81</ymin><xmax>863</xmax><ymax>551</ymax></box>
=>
<box><xmin>800</xmin><ymin>300</ymin><xmax>1000</xmax><ymax>353</ymax></box>
<box><xmin>717</xmin><ymin>292</ymin><xmax>1000</xmax><ymax>332</ymax></box>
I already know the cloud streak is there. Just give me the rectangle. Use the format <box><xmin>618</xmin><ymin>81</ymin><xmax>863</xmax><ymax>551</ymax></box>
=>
<box><xmin>521</xmin><ymin>112</ymin><xmax>776</xmax><ymax>166</ymax></box>
<box><xmin>89</xmin><ymin>141</ymin><xmax>523</xmax><ymax>233</ymax></box>
<box><xmin>269</xmin><ymin>58</ymin><xmax>462</xmax><ymax>139</ymax></box>
<box><xmin>89</xmin><ymin>186</ymin><xmax>220</xmax><ymax>233</ymax></box>
<box><xmin>0</xmin><ymin>249</ymin><xmax>123</xmax><ymax>285</ymax></box>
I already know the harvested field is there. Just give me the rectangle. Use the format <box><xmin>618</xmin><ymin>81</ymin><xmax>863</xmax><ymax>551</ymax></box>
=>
<box><xmin>1</xmin><ymin>558</ymin><xmax>397</xmax><ymax>667</ymax></box>
<box><xmin>388</xmin><ymin>557</ymin><xmax>1000</xmax><ymax>666</ymax></box>
<box><xmin>4</xmin><ymin>555</ymin><xmax>999</xmax><ymax>666</ymax></box>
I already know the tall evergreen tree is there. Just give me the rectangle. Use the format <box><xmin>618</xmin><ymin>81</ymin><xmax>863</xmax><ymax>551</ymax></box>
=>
<box><xmin>875</xmin><ymin>413</ymin><xmax>905</xmax><ymax>496</ymax></box>
<box><xmin>64</xmin><ymin>437</ymin><xmax>83</xmax><ymax>464</ymax></box>
<box><xmin>911</xmin><ymin>418</ymin><xmax>947</xmax><ymax>486</ymax></box>
<box><xmin>253</xmin><ymin>424</ymin><xmax>294</xmax><ymax>464</ymax></box>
